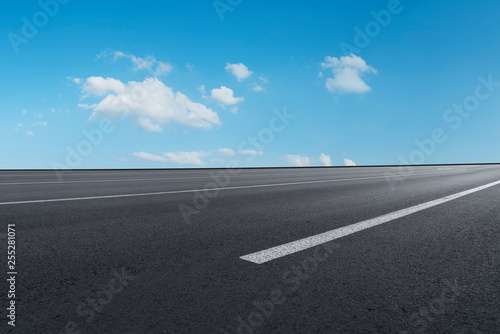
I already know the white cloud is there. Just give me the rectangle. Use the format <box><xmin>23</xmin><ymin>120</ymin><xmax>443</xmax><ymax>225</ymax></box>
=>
<box><xmin>225</xmin><ymin>63</ymin><xmax>253</xmax><ymax>81</ymax></box>
<box><xmin>67</xmin><ymin>77</ymin><xmax>82</xmax><ymax>84</ymax></box>
<box><xmin>22</xmin><ymin>109</ymin><xmax>26</xmax><ymax>116</ymax></box>
<box><xmin>211</xmin><ymin>86</ymin><xmax>245</xmax><ymax>105</ymax></box>
<box><xmin>83</xmin><ymin>77</ymin><xmax>126</xmax><ymax>96</ymax></box>
<box><xmin>217</xmin><ymin>148</ymin><xmax>236</xmax><ymax>156</ymax></box>
<box><xmin>99</xmin><ymin>49</ymin><xmax>172</xmax><ymax>76</ymax></box>
<box><xmin>33</xmin><ymin>121</ymin><xmax>48</xmax><ymax>127</ymax></box>
<box><xmin>281</xmin><ymin>155</ymin><xmax>311</xmax><ymax>167</ymax></box>
<box><xmin>318</xmin><ymin>71</ymin><xmax>324</xmax><ymax>78</ymax></box>
<box><xmin>344</xmin><ymin>158</ymin><xmax>356</xmax><ymax>166</ymax></box>
<box><xmin>239</xmin><ymin>149</ymin><xmax>263</xmax><ymax>156</ymax></box>
<box><xmin>137</xmin><ymin>118</ymin><xmax>162</xmax><ymax>132</ymax></box>
<box><xmin>14</xmin><ymin>123</ymin><xmax>23</xmax><ymax>131</ymax></box>
<box><xmin>163</xmin><ymin>151</ymin><xmax>210</xmax><ymax>166</ymax></box>
<box><xmin>80</xmin><ymin>77</ymin><xmax>220</xmax><ymax>132</ymax></box>
<box><xmin>154</xmin><ymin>62</ymin><xmax>173</xmax><ymax>75</ymax></box>
<box><xmin>317</xmin><ymin>153</ymin><xmax>332</xmax><ymax>166</ymax></box>
<box><xmin>26</xmin><ymin>130</ymin><xmax>34</xmax><ymax>136</ymax></box>
<box><xmin>258</xmin><ymin>76</ymin><xmax>268</xmax><ymax>83</ymax></box>
<box><xmin>131</xmin><ymin>152</ymin><xmax>167</xmax><ymax>162</ymax></box>
<box><xmin>132</xmin><ymin>151</ymin><xmax>210</xmax><ymax>166</ymax></box>
<box><xmin>186</xmin><ymin>63</ymin><xmax>194</xmax><ymax>71</ymax></box>
<box><xmin>252</xmin><ymin>84</ymin><xmax>265</xmax><ymax>92</ymax></box>
<box><xmin>230</xmin><ymin>107</ymin><xmax>238</xmax><ymax>114</ymax></box>
<box><xmin>321</xmin><ymin>54</ymin><xmax>376</xmax><ymax>94</ymax></box>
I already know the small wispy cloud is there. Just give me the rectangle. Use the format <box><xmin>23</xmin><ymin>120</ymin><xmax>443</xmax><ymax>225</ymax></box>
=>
<box><xmin>132</xmin><ymin>151</ymin><xmax>211</xmax><ymax>166</ymax></box>
<box><xmin>217</xmin><ymin>148</ymin><xmax>236</xmax><ymax>156</ymax></box>
<box><xmin>281</xmin><ymin>154</ymin><xmax>311</xmax><ymax>167</ymax></box>
<box><xmin>344</xmin><ymin>158</ymin><xmax>356</xmax><ymax>166</ymax></box>
<box><xmin>98</xmin><ymin>49</ymin><xmax>173</xmax><ymax>76</ymax></box>
<box><xmin>239</xmin><ymin>149</ymin><xmax>263</xmax><ymax>156</ymax></box>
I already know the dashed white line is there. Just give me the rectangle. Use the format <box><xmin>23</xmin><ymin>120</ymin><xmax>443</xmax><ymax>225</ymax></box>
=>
<box><xmin>240</xmin><ymin>179</ymin><xmax>500</xmax><ymax>264</ymax></box>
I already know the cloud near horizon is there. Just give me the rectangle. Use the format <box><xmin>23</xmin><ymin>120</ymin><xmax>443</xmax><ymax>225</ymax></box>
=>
<box><xmin>281</xmin><ymin>155</ymin><xmax>311</xmax><ymax>167</ymax></box>
<box><xmin>132</xmin><ymin>151</ymin><xmax>211</xmax><ymax>166</ymax></box>
<box><xmin>344</xmin><ymin>158</ymin><xmax>356</xmax><ymax>166</ymax></box>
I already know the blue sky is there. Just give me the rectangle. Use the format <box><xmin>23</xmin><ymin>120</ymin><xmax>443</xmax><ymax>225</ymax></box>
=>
<box><xmin>1</xmin><ymin>0</ymin><xmax>500</xmax><ymax>169</ymax></box>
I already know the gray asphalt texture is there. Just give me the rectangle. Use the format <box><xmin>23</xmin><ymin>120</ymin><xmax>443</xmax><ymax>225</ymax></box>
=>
<box><xmin>1</xmin><ymin>165</ymin><xmax>500</xmax><ymax>333</ymax></box>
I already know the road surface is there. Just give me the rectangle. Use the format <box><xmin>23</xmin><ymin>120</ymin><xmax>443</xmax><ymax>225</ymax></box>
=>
<box><xmin>1</xmin><ymin>165</ymin><xmax>500</xmax><ymax>333</ymax></box>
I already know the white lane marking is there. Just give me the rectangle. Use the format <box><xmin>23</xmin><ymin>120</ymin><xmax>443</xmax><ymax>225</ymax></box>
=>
<box><xmin>0</xmin><ymin>166</ymin><xmax>494</xmax><ymax>206</ymax></box>
<box><xmin>0</xmin><ymin>166</ymin><xmax>483</xmax><ymax>186</ymax></box>
<box><xmin>0</xmin><ymin>176</ymin><xmax>212</xmax><ymax>186</ymax></box>
<box><xmin>240</xmin><ymin>179</ymin><xmax>500</xmax><ymax>264</ymax></box>
<box><xmin>0</xmin><ymin>168</ymin><xmax>475</xmax><ymax>205</ymax></box>
<box><xmin>0</xmin><ymin>165</ymin><xmax>490</xmax><ymax>178</ymax></box>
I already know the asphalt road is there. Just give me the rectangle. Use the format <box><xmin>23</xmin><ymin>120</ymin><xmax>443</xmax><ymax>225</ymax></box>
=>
<box><xmin>1</xmin><ymin>165</ymin><xmax>500</xmax><ymax>333</ymax></box>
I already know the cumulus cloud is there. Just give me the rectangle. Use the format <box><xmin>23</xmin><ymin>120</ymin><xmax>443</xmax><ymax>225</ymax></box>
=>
<box><xmin>83</xmin><ymin>77</ymin><xmax>126</xmax><ymax>96</ymax></box>
<box><xmin>137</xmin><ymin>118</ymin><xmax>162</xmax><ymax>132</ymax></box>
<box><xmin>132</xmin><ymin>151</ymin><xmax>210</xmax><ymax>166</ymax></box>
<box><xmin>281</xmin><ymin>155</ymin><xmax>311</xmax><ymax>167</ymax></box>
<box><xmin>321</xmin><ymin>54</ymin><xmax>376</xmax><ymax>94</ymax></box>
<box><xmin>211</xmin><ymin>86</ymin><xmax>245</xmax><ymax>105</ymax></box>
<box><xmin>344</xmin><ymin>158</ymin><xmax>356</xmax><ymax>166</ymax></box>
<box><xmin>98</xmin><ymin>49</ymin><xmax>172</xmax><ymax>76</ymax></box>
<box><xmin>26</xmin><ymin>130</ymin><xmax>34</xmax><ymax>136</ymax></box>
<box><xmin>79</xmin><ymin>77</ymin><xmax>220</xmax><ymax>132</ymax></box>
<box><xmin>225</xmin><ymin>63</ymin><xmax>253</xmax><ymax>81</ymax></box>
<box><xmin>317</xmin><ymin>153</ymin><xmax>332</xmax><ymax>166</ymax></box>
<box><xmin>218</xmin><ymin>148</ymin><xmax>236</xmax><ymax>156</ymax></box>
<box><xmin>33</xmin><ymin>121</ymin><xmax>48</xmax><ymax>126</ymax></box>
<box><xmin>239</xmin><ymin>149</ymin><xmax>263</xmax><ymax>156</ymax></box>
<box><xmin>14</xmin><ymin>123</ymin><xmax>23</xmax><ymax>131</ymax></box>
<box><xmin>22</xmin><ymin>109</ymin><xmax>26</xmax><ymax>116</ymax></box>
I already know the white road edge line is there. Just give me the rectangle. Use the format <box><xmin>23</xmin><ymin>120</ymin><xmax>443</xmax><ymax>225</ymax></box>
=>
<box><xmin>240</xmin><ymin>179</ymin><xmax>500</xmax><ymax>264</ymax></box>
<box><xmin>0</xmin><ymin>168</ymin><xmax>475</xmax><ymax>205</ymax></box>
<box><xmin>0</xmin><ymin>167</ymin><xmax>492</xmax><ymax>206</ymax></box>
<box><xmin>0</xmin><ymin>167</ymin><xmax>474</xmax><ymax>186</ymax></box>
